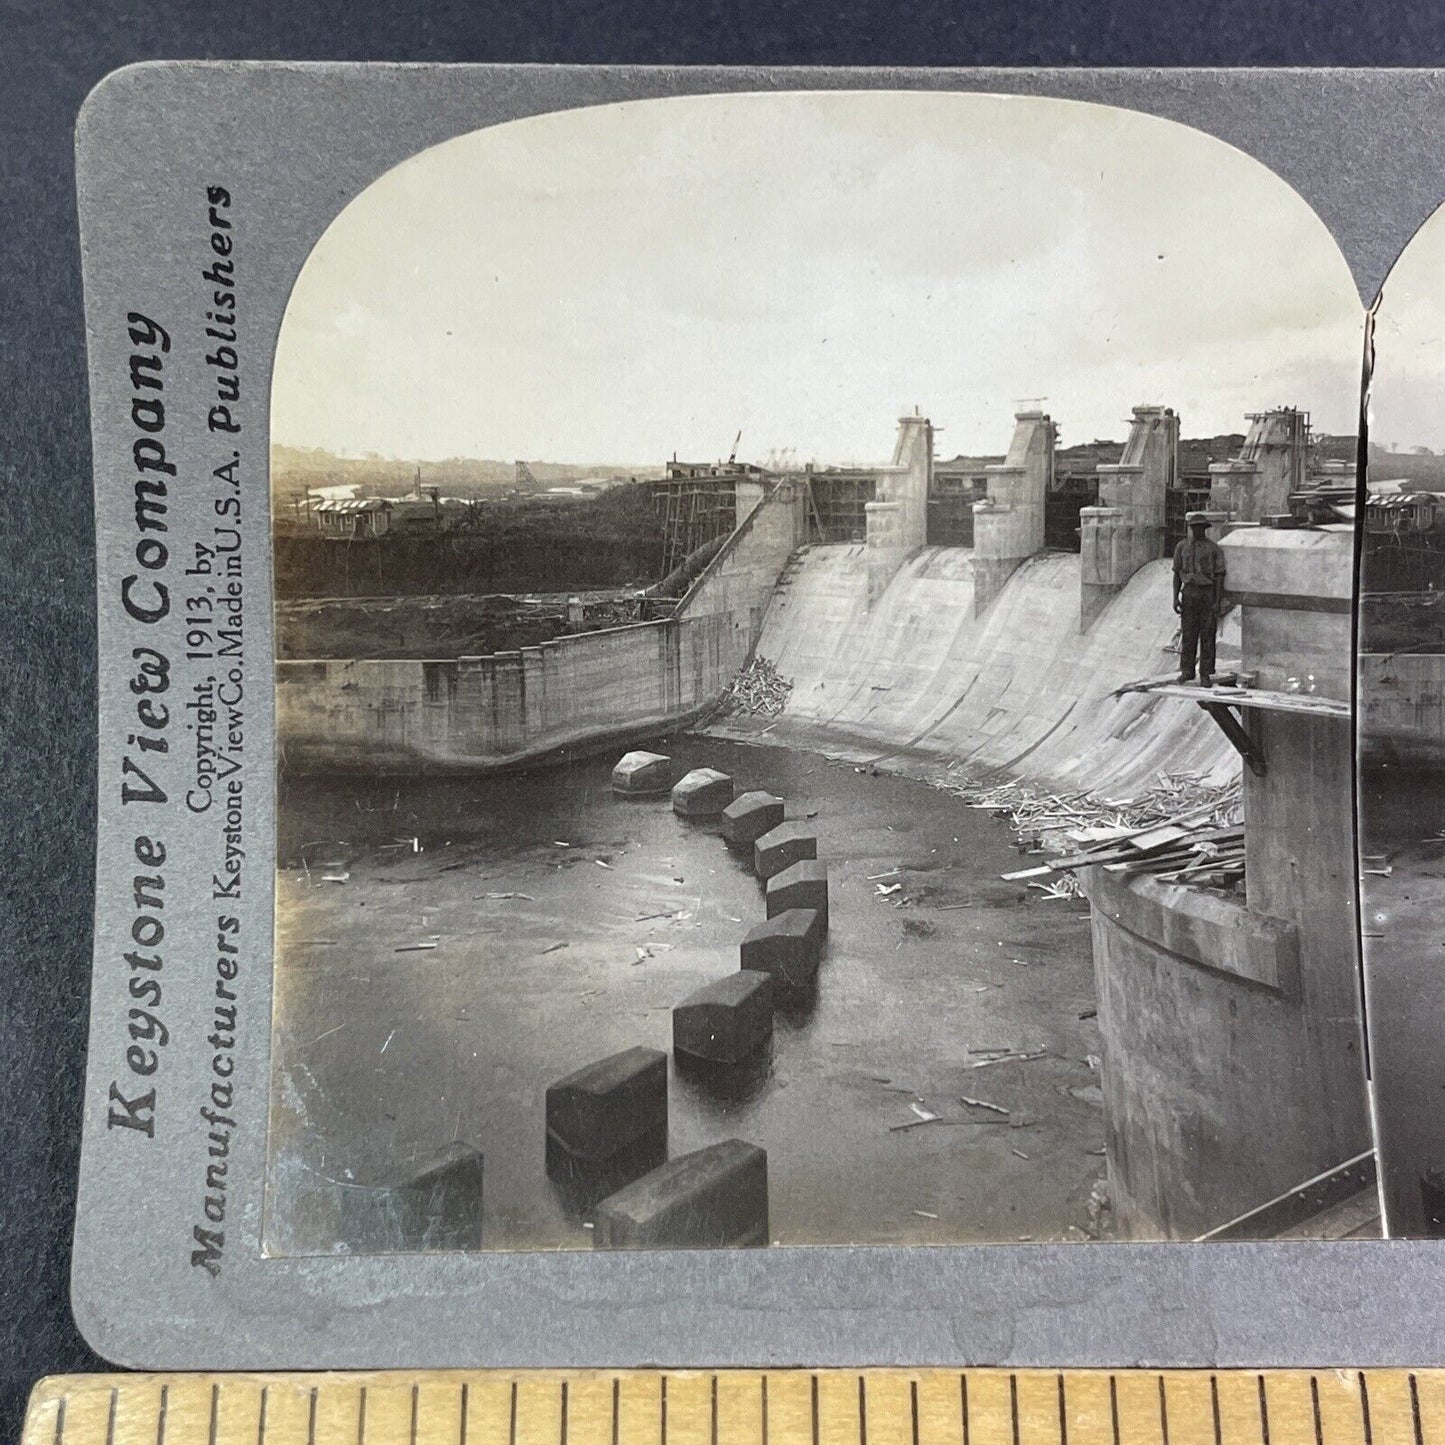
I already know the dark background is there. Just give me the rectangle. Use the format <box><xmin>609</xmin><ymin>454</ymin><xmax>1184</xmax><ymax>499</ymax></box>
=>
<box><xmin>4</xmin><ymin>0</ymin><xmax>1443</xmax><ymax>1436</ymax></box>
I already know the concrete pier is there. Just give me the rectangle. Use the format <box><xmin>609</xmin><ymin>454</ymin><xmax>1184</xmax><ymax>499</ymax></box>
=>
<box><xmin>672</xmin><ymin>767</ymin><xmax>735</xmax><ymax>817</ymax></box>
<box><xmin>612</xmin><ymin>750</ymin><xmax>672</xmax><ymax>795</ymax></box>
<box><xmin>545</xmin><ymin>1046</ymin><xmax>668</xmax><ymax>1162</ymax></box>
<box><xmin>766</xmin><ymin>859</ymin><xmax>829</xmax><ymax>931</ymax></box>
<box><xmin>973</xmin><ymin>411</ymin><xmax>1056</xmax><ymax>615</ymax></box>
<box><xmin>864</xmin><ymin>413</ymin><xmax>934</xmax><ymax>606</ymax></box>
<box><xmin>672</xmin><ymin>972</ymin><xmax>774</xmax><ymax>1064</ymax></box>
<box><xmin>1082</xmin><ymin>523</ymin><xmax>1368</xmax><ymax>1238</ymax></box>
<box><xmin>1209</xmin><ymin>408</ymin><xmax>1310</xmax><ymax>523</ymax></box>
<box><xmin>753</xmin><ymin>822</ymin><xmax>817</xmax><ymax>880</ymax></box>
<box><xmin>592</xmin><ymin>1139</ymin><xmax>769</xmax><ymax>1249</ymax></box>
<box><xmin>721</xmin><ymin>791</ymin><xmax>785</xmax><ymax>848</ymax></box>
<box><xmin>1080</xmin><ymin>405</ymin><xmax>1176</xmax><ymax>629</ymax></box>
<box><xmin>332</xmin><ymin>1143</ymin><xmax>485</xmax><ymax>1254</ymax></box>
<box><xmin>740</xmin><ymin>908</ymin><xmax>825</xmax><ymax>995</ymax></box>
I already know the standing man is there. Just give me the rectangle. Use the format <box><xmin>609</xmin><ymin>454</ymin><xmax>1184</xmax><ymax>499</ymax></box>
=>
<box><xmin>1173</xmin><ymin>511</ymin><xmax>1226</xmax><ymax>686</ymax></box>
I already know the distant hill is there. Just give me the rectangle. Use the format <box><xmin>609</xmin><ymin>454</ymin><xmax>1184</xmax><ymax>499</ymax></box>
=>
<box><xmin>1366</xmin><ymin>443</ymin><xmax>1445</xmax><ymax>491</ymax></box>
<box><xmin>270</xmin><ymin>445</ymin><xmax>665</xmax><ymax>504</ymax></box>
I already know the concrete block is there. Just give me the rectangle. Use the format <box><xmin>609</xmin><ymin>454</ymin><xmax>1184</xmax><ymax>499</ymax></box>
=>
<box><xmin>592</xmin><ymin>1139</ymin><xmax>769</xmax><ymax>1249</ymax></box>
<box><xmin>611</xmin><ymin>750</ymin><xmax>672</xmax><ymax>795</ymax></box>
<box><xmin>334</xmin><ymin>1142</ymin><xmax>484</xmax><ymax>1253</ymax></box>
<box><xmin>753</xmin><ymin>822</ymin><xmax>817</xmax><ymax>880</ymax></box>
<box><xmin>673</xmin><ymin>971</ymin><xmax>774</xmax><ymax>1064</ymax></box>
<box><xmin>672</xmin><ymin>767</ymin><xmax>735</xmax><ymax>818</ymax></box>
<box><xmin>740</xmin><ymin>908</ymin><xmax>824</xmax><ymax>995</ymax></box>
<box><xmin>721</xmin><ymin>791</ymin><xmax>785</xmax><ymax>848</ymax></box>
<box><xmin>546</xmin><ymin>1128</ymin><xmax>667</xmax><ymax>1214</ymax></box>
<box><xmin>766</xmin><ymin>860</ymin><xmax>829</xmax><ymax>931</ymax></box>
<box><xmin>545</xmin><ymin>1046</ymin><xmax>668</xmax><ymax>1161</ymax></box>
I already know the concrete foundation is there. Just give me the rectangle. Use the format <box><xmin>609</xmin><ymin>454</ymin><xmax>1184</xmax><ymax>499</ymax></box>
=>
<box><xmin>1209</xmin><ymin>408</ymin><xmax>1310</xmax><ymax>523</ymax></box>
<box><xmin>753</xmin><ymin>822</ymin><xmax>817</xmax><ymax>880</ymax></box>
<box><xmin>611</xmin><ymin>750</ymin><xmax>672</xmax><ymax>795</ymax></box>
<box><xmin>277</xmin><ymin>476</ymin><xmax>802</xmax><ymax>774</ymax></box>
<box><xmin>672</xmin><ymin>971</ymin><xmax>774</xmax><ymax>1064</ymax></box>
<box><xmin>740</xmin><ymin>908</ymin><xmax>825</xmax><ymax>996</ymax></box>
<box><xmin>544</xmin><ymin>1046</ymin><xmax>668</xmax><ymax>1162</ymax></box>
<box><xmin>671</xmin><ymin>767</ymin><xmax>735</xmax><ymax>817</ymax></box>
<box><xmin>591</xmin><ymin>1139</ymin><xmax>769</xmax><ymax>1249</ymax></box>
<box><xmin>973</xmin><ymin>411</ymin><xmax>1056</xmax><ymax>615</ymax></box>
<box><xmin>1080</xmin><ymin>406</ymin><xmax>1175</xmax><ymax>629</ymax></box>
<box><xmin>1083</xmin><ymin>524</ymin><xmax>1368</xmax><ymax>1238</ymax></box>
<box><xmin>766</xmin><ymin>859</ymin><xmax>829</xmax><ymax>931</ymax></box>
<box><xmin>721</xmin><ymin>791</ymin><xmax>785</xmax><ymax>848</ymax></box>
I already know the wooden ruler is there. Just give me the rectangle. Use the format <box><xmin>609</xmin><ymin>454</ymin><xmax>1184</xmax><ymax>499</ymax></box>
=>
<box><xmin>19</xmin><ymin>1371</ymin><xmax>1439</xmax><ymax>1445</ymax></box>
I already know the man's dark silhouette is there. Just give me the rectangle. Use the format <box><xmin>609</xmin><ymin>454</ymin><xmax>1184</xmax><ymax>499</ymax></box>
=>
<box><xmin>1172</xmin><ymin>512</ymin><xmax>1226</xmax><ymax>687</ymax></box>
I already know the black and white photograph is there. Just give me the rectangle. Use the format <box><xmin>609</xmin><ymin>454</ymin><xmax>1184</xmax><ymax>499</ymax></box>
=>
<box><xmin>1355</xmin><ymin>202</ymin><xmax>1445</xmax><ymax>1239</ymax></box>
<box><xmin>260</xmin><ymin>89</ymin><xmax>1375</xmax><ymax>1255</ymax></box>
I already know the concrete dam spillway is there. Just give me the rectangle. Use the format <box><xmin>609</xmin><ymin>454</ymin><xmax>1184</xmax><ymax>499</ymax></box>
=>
<box><xmin>715</xmin><ymin>545</ymin><xmax>1240</xmax><ymax>797</ymax></box>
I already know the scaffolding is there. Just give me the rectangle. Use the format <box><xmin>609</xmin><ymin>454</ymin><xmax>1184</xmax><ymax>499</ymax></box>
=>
<box><xmin>803</xmin><ymin>470</ymin><xmax>878</xmax><ymax>543</ymax></box>
<box><xmin>651</xmin><ymin>463</ymin><xmax>749</xmax><ymax>577</ymax></box>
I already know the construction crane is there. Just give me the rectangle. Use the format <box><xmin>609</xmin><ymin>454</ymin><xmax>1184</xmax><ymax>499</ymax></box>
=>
<box><xmin>515</xmin><ymin>460</ymin><xmax>539</xmax><ymax>487</ymax></box>
<box><xmin>727</xmin><ymin>430</ymin><xmax>742</xmax><ymax>465</ymax></box>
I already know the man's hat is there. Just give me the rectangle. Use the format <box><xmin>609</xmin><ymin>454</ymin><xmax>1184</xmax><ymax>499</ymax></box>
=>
<box><xmin>1185</xmin><ymin>511</ymin><xmax>1212</xmax><ymax>527</ymax></box>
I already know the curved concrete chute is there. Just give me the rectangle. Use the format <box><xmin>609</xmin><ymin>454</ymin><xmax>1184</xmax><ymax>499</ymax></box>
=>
<box><xmin>716</xmin><ymin>543</ymin><xmax>1240</xmax><ymax>799</ymax></box>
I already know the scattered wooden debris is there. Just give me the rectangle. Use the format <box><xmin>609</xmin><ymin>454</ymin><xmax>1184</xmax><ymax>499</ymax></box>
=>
<box><xmin>724</xmin><ymin>656</ymin><xmax>794</xmax><ymax>716</ymax></box>
<box><xmin>959</xmin><ymin>1095</ymin><xmax>1009</xmax><ymax>1115</ymax></box>
<box><xmin>969</xmin><ymin>1049</ymin><xmax>1047</xmax><ymax>1069</ymax></box>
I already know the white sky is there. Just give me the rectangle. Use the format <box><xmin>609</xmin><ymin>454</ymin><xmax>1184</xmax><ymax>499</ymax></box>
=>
<box><xmin>272</xmin><ymin>91</ymin><xmax>1365</xmax><ymax>467</ymax></box>
<box><xmin>1370</xmin><ymin>202</ymin><xmax>1445</xmax><ymax>454</ymax></box>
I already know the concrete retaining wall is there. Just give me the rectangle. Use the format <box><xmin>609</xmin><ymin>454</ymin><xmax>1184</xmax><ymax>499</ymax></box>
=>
<box><xmin>277</xmin><ymin>483</ymin><xmax>800</xmax><ymax>773</ymax></box>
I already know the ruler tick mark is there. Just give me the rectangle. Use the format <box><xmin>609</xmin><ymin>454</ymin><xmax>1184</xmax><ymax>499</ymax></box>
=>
<box><xmin>961</xmin><ymin>1374</ymin><xmax>971</xmax><ymax>1445</ymax></box>
<box><xmin>1109</xmin><ymin>1377</ymin><xmax>1121</xmax><ymax>1445</ymax></box>
<box><xmin>859</xmin><ymin>1376</ymin><xmax>869</xmax><ymax>1445</ymax></box>
<box><xmin>258</xmin><ymin>1387</ymin><xmax>270</xmax><ymax>1445</ymax></box>
<box><xmin>1210</xmin><ymin>1378</ymin><xmax>1222</xmax><ymax>1445</ymax></box>
<box><xmin>1359</xmin><ymin>1373</ymin><xmax>1374</xmax><ymax>1445</ymax></box>
<box><xmin>106</xmin><ymin>1389</ymin><xmax>117</xmax><ymax>1445</ymax></box>
<box><xmin>52</xmin><ymin>1395</ymin><xmax>65</xmax><ymax>1445</ymax></box>
<box><xmin>1058</xmin><ymin>1375</ymin><xmax>1068</xmax><ymax>1445</ymax></box>
<box><xmin>410</xmin><ymin>1385</ymin><xmax>419</xmax><ymax>1445</ymax></box>
<box><xmin>1309</xmin><ymin>1379</ymin><xmax>1322</xmax><ymax>1445</ymax></box>
<box><xmin>459</xmin><ymin>1385</ymin><xmax>468</xmax><ymax>1445</ymax></box>
<box><xmin>761</xmin><ymin>1376</ymin><xmax>769</xmax><ymax>1445</ymax></box>
<box><xmin>612</xmin><ymin>1379</ymin><xmax>620</xmax><ymax>1445</ymax></box>
<box><xmin>1411</xmin><ymin>1375</ymin><xmax>1425</xmax><ymax>1445</ymax></box>
<box><xmin>1010</xmin><ymin>1376</ymin><xmax>1020</xmax><ymax>1445</ymax></box>
<box><xmin>310</xmin><ymin>1388</ymin><xmax>320</xmax><ymax>1445</ymax></box>
<box><xmin>560</xmin><ymin>1381</ymin><xmax>569</xmax><ymax>1445</ymax></box>
<box><xmin>509</xmin><ymin>1383</ymin><xmax>518</xmax><ymax>1445</ymax></box>
<box><xmin>910</xmin><ymin>1381</ymin><xmax>919</xmax><ymax>1445</ymax></box>
<box><xmin>661</xmin><ymin>1373</ymin><xmax>668</xmax><ymax>1445</ymax></box>
<box><xmin>208</xmin><ymin>1385</ymin><xmax>219</xmax><ymax>1445</ymax></box>
<box><xmin>1258</xmin><ymin>1376</ymin><xmax>1270</xmax><ymax>1445</ymax></box>
<box><xmin>158</xmin><ymin>1384</ymin><xmax>170</xmax><ymax>1445</ymax></box>
<box><xmin>711</xmin><ymin>1376</ymin><xmax>718</xmax><ymax>1445</ymax></box>
<box><xmin>1158</xmin><ymin>1378</ymin><xmax>1170</xmax><ymax>1445</ymax></box>
<box><xmin>811</xmin><ymin>1377</ymin><xmax>819</xmax><ymax>1445</ymax></box>
<box><xmin>359</xmin><ymin>1387</ymin><xmax>368</xmax><ymax>1445</ymax></box>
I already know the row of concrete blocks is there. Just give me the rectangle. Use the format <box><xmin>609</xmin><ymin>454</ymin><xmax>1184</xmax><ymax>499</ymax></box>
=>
<box><xmin>545</xmin><ymin>1046</ymin><xmax>768</xmax><ymax>1247</ymax></box>
<box><xmin>329</xmin><ymin>1050</ymin><xmax>768</xmax><ymax>1253</ymax></box>
<box><xmin>612</xmin><ymin>752</ymin><xmax>832</xmax><ymax>1059</ymax></box>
